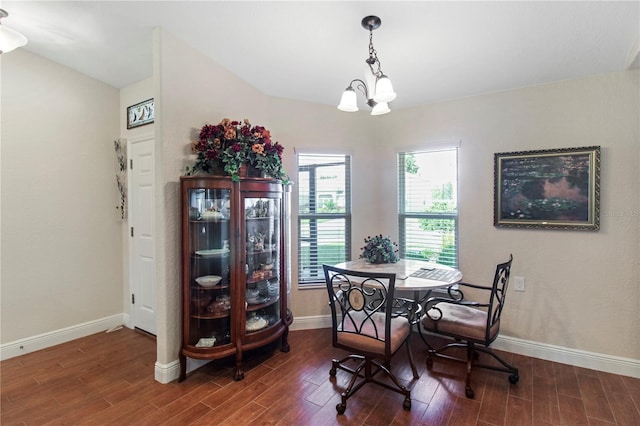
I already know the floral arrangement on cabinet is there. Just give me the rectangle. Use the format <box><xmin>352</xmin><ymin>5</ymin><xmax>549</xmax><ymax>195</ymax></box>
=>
<box><xmin>186</xmin><ymin>118</ymin><xmax>287</xmax><ymax>182</ymax></box>
<box><xmin>360</xmin><ymin>235</ymin><xmax>400</xmax><ymax>264</ymax></box>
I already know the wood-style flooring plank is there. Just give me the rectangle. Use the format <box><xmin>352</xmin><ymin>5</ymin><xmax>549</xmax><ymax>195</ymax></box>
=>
<box><xmin>1</xmin><ymin>328</ymin><xmax>638</xmax><ymax>426</ymax></box>
<box><xmin>577</xmin><ymin>373</ymin><xmax>616</xmax><ymax>423</ymax></box>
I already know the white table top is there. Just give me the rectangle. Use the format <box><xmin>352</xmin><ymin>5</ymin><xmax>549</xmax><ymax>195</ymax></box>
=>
<box><xmin>333</xmin><ymin>258</ymin><xmax>462</xmax><ymax>291</ymax></box>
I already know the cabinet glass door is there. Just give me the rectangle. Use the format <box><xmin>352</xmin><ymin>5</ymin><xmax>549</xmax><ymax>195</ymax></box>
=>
<box><xmin>187</xmin><ymin>188</ymin><xmax>232</xmax><ymax>348</ymax></box>
<box><xmin>244</xmin><ymin>196</ymin><xmax>281</xmax><ymax>335</ymax></box>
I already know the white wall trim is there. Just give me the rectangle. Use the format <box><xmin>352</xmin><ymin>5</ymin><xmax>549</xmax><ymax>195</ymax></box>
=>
<box><xmin>289</xmin><ymin>314</ymin><xmax>333</xmax><ymax>331</ymax></box>
<box><xmin>5</xmin><ymin>314</ymin><xmax>637</xmax><ymax>381</ymax></box>
<box><xmin>0</xmin><ymin>314</ymin><xmax>126</xmax><ymax>361</ymax></box>
<box><xmin>292</xmin><ymin>315</ymin><xmax>640</xmax><ymax>379</ymax></box>
<box><xmin>155</xmin><ymin>357</ymin><xmax>217</xmax><ymax>383</ymax></box>
<box><xmin>491</xmin><ymin>334</ymin><xmax>640</xmax><ymax>379</ymax></box>
<box><xmin>155</xmin><ymin>359</ymin><xmax>180</xmax><ymax>384</ymax></box>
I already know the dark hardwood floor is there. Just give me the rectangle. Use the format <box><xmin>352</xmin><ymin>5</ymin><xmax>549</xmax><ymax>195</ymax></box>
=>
<box><xmin>1</xmin><ymin>327</ymin><xmax>638</xmax><ymax>425</ymax></box>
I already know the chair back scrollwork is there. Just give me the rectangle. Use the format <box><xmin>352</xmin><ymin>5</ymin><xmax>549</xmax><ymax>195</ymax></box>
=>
<box><xmin>323</xmin><ymin>265</ymin><xmax>396</xmax><ymax>354</ymax></box>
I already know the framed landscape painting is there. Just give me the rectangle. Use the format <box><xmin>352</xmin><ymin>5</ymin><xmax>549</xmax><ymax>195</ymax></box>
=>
<box><xmin>494</xmin><ymin>146</ymin><xmax>600</xmax><ymax>230</ymax></box>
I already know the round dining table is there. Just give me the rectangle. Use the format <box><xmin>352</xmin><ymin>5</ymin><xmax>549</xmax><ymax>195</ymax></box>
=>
<box><xmin>333</xmin><ymin>258</ymin><xmax>462</xmax><ymax>292</ymax></box>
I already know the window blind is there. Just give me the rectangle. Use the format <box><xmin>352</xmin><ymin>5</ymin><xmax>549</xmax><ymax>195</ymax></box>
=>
<box><xmin>297</xmin><ymin>154</ymin><xmax>351</xmax><ymax>285</ymax></box>
<box><xmin>398</xmin><ymin>149</ymin><xmax>459</xmax><ymax>268</ymax></box>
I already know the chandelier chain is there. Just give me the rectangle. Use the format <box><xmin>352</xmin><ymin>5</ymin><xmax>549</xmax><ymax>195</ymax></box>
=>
<box><xmin>367</xmin><ymin>30</ymin><xmax>383</xmax><ymax>78</ymax></box>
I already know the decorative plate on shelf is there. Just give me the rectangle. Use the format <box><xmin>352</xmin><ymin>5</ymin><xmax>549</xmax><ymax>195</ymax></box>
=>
<box><xmin>247</xmin><ymin>296</ymin><xmax>269</xmax><ymax>305</ymax></box>
<box><xmin>195</xmin><ymin>337</ymin><xmax>216</xmax><ymax>347</ymax></box>
<box><xmin>195</xmin><ymin>275</ymin><xmax>222</xmax><ymax>288</ymax></box>
<box><xmin>195</xmin><ymin>248</ymin><xmax>230</xmax><ymax>257</ymax></box>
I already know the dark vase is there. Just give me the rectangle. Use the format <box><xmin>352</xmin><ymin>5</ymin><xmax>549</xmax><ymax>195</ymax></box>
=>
<box><xmin>243</xmin><ymin>164</ymin><xmax>266</xmax><ymax>178</ymax></box>
<box><xmin>209</xmin><ymin>162</ymin><xmax>226</xmax><ymax>176</ymax></box>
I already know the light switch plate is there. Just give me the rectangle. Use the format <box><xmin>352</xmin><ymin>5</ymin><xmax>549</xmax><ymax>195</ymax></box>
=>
<box><xmin>513</xmin><ymin>276</ymin><xmax>525</xmax><ymax>292</ymax></box>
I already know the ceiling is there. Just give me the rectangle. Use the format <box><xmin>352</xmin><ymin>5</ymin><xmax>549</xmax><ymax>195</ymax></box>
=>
<box><xmin>3</xmin><ymin>1</ymin><xmax>639</xmax><ymax>111</ymax></box>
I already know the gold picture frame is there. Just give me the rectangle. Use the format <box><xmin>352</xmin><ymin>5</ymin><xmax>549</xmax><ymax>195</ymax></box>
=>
<box><xmin>494</xmin><ymin>146</ymin><xmax>600</xmax><ymax>230</ymax></box>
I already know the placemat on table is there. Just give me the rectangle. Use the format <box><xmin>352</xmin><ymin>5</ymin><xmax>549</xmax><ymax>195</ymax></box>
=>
<box><xmin>410</xmin><ymin>268</ymin><xmax>458</xmax><ymax>282</ymax></box>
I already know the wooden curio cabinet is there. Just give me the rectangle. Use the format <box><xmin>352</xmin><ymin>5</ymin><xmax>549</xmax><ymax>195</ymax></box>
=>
<box><xmin>179</xmin><ymin>175</ymin><xmax>292</xmax><ymax>381</ymax></box>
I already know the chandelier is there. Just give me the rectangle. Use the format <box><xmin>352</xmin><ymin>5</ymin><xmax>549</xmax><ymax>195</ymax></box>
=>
<box><xmin>0</xmin><ymin>9</ymin><xmax>27</xmax><ymax>54</ymax></box>
<box><xmin>337</xmin><ymin>16</ymin><xmax>396</xmax><ymax>116</ymax></box>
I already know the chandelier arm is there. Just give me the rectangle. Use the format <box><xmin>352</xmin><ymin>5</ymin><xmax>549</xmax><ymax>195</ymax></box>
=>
<box><xmin>350</xmin><ymin>79</ymin><xmax>370</xmax><ymax>100</ymax></box>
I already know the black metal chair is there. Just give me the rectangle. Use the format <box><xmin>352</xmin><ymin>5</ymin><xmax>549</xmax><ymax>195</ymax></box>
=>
<box><xmin>419</xmin><ymin>254</ymin><xmax>519</xmax><ymax>398</ymax></box>
<box><xmin>323</xmin><ymin>264</ymin><xmax>420</xmax><ymax>414</ymax></box>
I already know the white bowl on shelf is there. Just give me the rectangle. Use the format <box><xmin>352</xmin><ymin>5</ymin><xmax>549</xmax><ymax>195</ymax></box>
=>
<box><xmin>195</xmin><ymin>275</ymin><xmax>222</xmax><ymax>288</ymax></box>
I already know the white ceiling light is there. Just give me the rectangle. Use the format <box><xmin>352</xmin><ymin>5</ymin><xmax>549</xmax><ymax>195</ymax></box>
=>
<box><xmin>337</xmin><ymin>16</ymin><xmax>396</xmax><ymax>116</ymax></box>
<box><xmin>0</xmin><ymin>9</ymin><xmax>28</xmax><ymax>54</ymax></box>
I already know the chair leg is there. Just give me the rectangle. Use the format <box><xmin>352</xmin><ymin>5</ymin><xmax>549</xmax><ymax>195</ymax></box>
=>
<box><xmin>406</xmin><ymin>337</ymin><xmax>419</xmax><ymax>379</ymax></box>
<box><xmin>373</xmin><ymin>361</ymin><xmax>412</xmax><ymax>410</ymax></box>
<box><xmin>465</xmin><ymin>343</ymin><xmax>475</xmax><ymax>399</ymax></box>
<box><xmin>474</xmin><ymin>346</ymin><xmax>520</xmax><ymax>384</ymax></box>
<box><xmin>330</xmin><ymin>354</ymin><xmax>365</xmax><ymax>377</ymax></box>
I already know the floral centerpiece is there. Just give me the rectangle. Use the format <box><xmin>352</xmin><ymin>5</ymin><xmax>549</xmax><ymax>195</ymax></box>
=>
<box><xmin>360</xmin><ymin>235</ymin><xmax>399</xmax><ymax>264</ymax></box>
<box><xmin>186</xmin><ymin>118</ymin><xmax>287</xmax><ymax>182</ymax></box>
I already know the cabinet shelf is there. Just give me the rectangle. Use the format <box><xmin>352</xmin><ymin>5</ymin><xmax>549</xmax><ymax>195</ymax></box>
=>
<box><xmin>193</xmin><ymin>284</ymin><xmax>230</xmax><ymax>291</ymax></box>
<box><xmin>189</xmin><ymin>218</ymin><xmax>229</xmax><ymax>224</ymax></box>
<box><xmin>191</xmin><ymin>311</ymin><xmax>230</xmax><ymax>320</ymax></box>
<box><xmin>246</xmin><ymin>296</ymin><xmax>279</xmax><ymax>311</ymax></box>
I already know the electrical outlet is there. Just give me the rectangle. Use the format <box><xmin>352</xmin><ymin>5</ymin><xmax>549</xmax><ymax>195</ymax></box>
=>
<box><xmin>513</xmin><ymin>276</ymin><xmax>525</xmax><ymax>292</ymax></box>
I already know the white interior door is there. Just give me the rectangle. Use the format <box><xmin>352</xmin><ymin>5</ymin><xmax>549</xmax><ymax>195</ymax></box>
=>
<box><xmin>130</xmin><ymin>136</ymin><xmax>156</xmax><ymax>335</ymax></box>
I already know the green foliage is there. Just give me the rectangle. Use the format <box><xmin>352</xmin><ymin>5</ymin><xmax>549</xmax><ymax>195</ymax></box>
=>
<box><xmin>319</xmin><ymin>199</ymin><xmax>340</xmax><ymax>213</ymax></box>
<box><xmin>405</xmin><ymin>154</ymin><xmax>419</xmax><ymax>174</ymax></box>
<box><xmin>359</xmin><ymin>235</ymin><xmax>399</xmax><ymax>264</ymax></box>
<box><xmin>416</xmin><ymin>182</ymin><xmax>457</xmax><ymax>266</ymax></box>
<box><xmin>299</xmin><ymin>243</ymin><xmax>346</xmax><ymax>276</ymax></box>
<box><xmin>420</xmin><ymin>182</ymin><xmax>456</xmax><ymax>233</ymax></box>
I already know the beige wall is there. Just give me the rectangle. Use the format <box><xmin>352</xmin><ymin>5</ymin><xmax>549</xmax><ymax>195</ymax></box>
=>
<box><xmin>153</xmin><ymin>27</ymin><xmax>639</xmax><ymax>363</ymax></box>
<box><xmin>376</xmin><ymin>71</ymin><xmax>640</xmax><ymax>359</ymax></box>
<box><xmin>1</xmin><ymin>50</ymin><xmax>122</xmax><ymax>342</ymax></box>
<box><xmin>2</xmin><ymin>32</ymin><xmax>637</xmax><ymax>369</ymax></box>
<box><xmin>271</xmin><ymin>71</ymin><xmax>640</xmax><ymax>361</ymax></box>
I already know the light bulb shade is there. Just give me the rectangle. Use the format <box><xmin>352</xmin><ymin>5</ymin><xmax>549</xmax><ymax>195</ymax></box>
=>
<box><xmin>371</xmin><ymin>102</ymin><xmax>390</xmax><ymax>116</ymax></box>
<box><xmin>337</xmin><ymin>87</ymin><xmax>359</xmax><ymax>112</ymax></box>
<box><xmin>373</xmin><ymin>75</ymin><xmax>396</xmax><ymax>103</ymax></box>
<box><xmin>0</xmin><ymin>25</ymin><xmax>28</xmax><ymax>54</ymax></box>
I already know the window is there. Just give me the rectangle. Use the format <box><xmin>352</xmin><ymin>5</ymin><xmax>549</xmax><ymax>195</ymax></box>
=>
<box><xmin>398</xmin><ymin>148</ymin><xmax>458</xmax><ymax>267</ymax></box>
<box><xmin>297</xmin><ymin>154</ymin><xmax>351</xmax><ymax>285</ymax></box>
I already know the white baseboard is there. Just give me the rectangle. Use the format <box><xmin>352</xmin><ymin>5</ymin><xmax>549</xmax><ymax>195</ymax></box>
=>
<box><xmin>5</xmin><ymin>314</ymin><xmax>637</xmax><ymax>381</ymax></box>
<box><xmin>154</xmin><ymin>358</ymin><xmax>212</xmax><ymax>384</ymax></box>
<box><xmin>492</xmin><ymin>335</ymin><xmax>640</xmax><ymax>379</ymax></box>
<box><xmin>155</xmin><ymin>359</ymin><xmax>181</xmax><ymax>384</ymax></box>
<box><xmin>0</xmin><ymin>314</ymin><xmax>126</xmax><ymax>361</ymax></box>
<box><xmin>289</xmin><ymin>314</ymin><xmax>333</xmax><ymax>330</ymax></box>
<box><xmin>292</xmin><ymin>315</ymin><xmax>640</xmax><ymax>379</ymax></box>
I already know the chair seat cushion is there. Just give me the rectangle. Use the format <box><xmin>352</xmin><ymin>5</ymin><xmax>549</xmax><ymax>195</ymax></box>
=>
<box><xmin>338</xmin><ymin>311</ymin><xmax>410</xmax><ymax>356</ymax></box>
<box><xmin>421</xmin><ymin>303</ymin><xmax>499</xmax><ymax>342</ymax></box>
